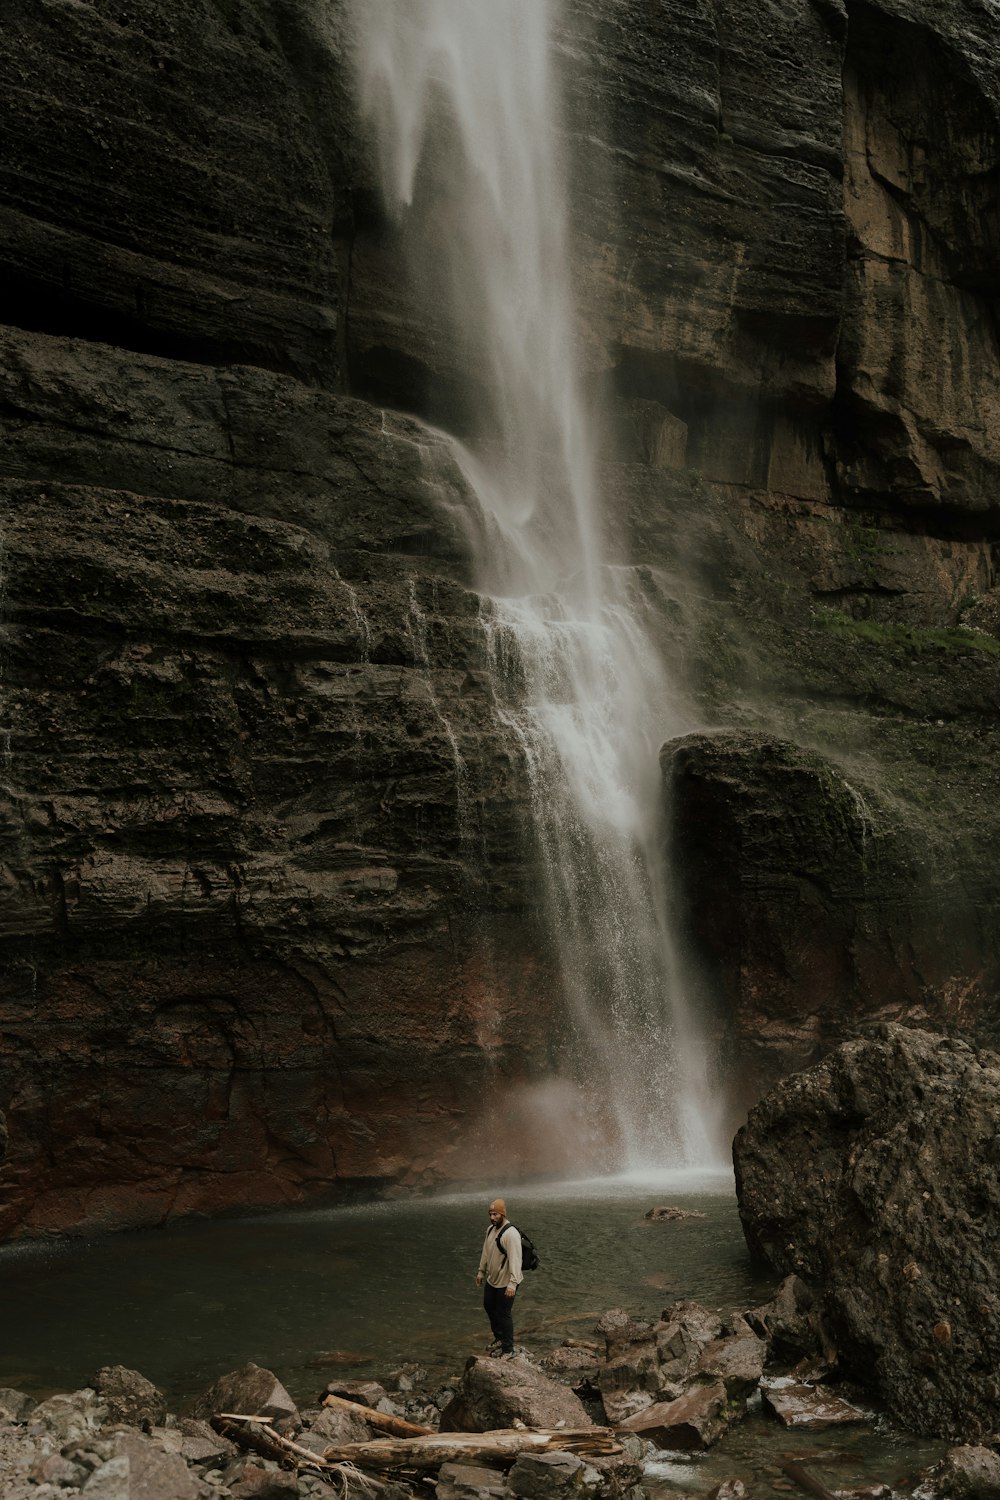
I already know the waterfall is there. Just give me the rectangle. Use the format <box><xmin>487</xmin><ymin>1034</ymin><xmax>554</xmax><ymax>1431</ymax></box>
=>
<box><xmin>352</xmin><ymin>0</ymin><xmax>723</xmax><ymax>1167</ymax></box>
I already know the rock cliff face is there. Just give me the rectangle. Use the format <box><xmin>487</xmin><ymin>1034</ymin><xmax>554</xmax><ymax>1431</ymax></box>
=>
<box><xmin>733</xmin><ymin>1025</ymin><xmax>1000</xmax><ymax>1442</ymax></box>
<box><xmin>2</xmin><ymin>0</ymin><xmax>999</xmax><ymax>1235</ymax></box>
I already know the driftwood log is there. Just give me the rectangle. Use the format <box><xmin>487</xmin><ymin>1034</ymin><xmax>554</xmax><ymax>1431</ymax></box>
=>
<box><xmin>322</xmin><ymin>1428</ymin><xmax>623</xmax><ymax>1473</ymax></box>
<box><xmin>214</xmin><ymin>1414</ymin><xmax>386</xmax><ymax>1492</ymax></box>
<box><xmin>321</xmin><ymin>1392</ymin><xmax>435</xmax><ymax>1438</ymax></box>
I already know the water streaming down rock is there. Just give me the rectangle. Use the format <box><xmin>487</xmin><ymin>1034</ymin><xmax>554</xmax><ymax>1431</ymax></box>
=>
<box><xmin>352</xmin><ymin>0</ymin><xmax>724</xmax><ymax>1167</ymax></box>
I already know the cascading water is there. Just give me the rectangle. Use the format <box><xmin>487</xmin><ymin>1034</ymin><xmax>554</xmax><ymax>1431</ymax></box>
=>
<box><xmin>353</xmin><ymin>0</ymin><xmax>724</xmax><ymax>1167</ymax></box>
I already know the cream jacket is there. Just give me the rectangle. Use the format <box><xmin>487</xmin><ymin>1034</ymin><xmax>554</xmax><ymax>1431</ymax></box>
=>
<box><xmin>478</xmin><ymin>1219</ymin><xmax>523</xmax><ymax>1289</ymax></box>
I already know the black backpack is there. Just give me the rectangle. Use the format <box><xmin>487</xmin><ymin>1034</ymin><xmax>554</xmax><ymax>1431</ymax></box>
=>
<box><xmin>497</xmin><ymin>1223</ymin><xmax>539</xmax><ymax>1272</ymax></box>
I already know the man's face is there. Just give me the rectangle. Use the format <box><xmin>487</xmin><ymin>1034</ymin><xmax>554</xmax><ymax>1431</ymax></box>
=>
<box><xmin>488</xmin><ymin>1204</ymin><xmax>504</xmax><ymax>1226</ymax></box>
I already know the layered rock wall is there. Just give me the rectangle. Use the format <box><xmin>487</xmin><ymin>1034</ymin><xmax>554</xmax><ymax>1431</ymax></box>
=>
<box><xmin>2</xmin><ymin>0</ymin><xmax>1000</xmax><ymax>1234</ymax></box>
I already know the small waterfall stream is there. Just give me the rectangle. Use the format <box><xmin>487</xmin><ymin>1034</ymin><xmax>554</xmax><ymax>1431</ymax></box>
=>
<box><xmin>353</xmin><ymin>0</ymin><xmax>723</xmax><ymax>1167</ymax></box>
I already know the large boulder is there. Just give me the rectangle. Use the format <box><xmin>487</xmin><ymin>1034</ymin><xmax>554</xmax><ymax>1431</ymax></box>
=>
<box><xmin>919</xmin><ymin>1446</ymin><xmax>1000</xmax><ymax>1500</ymax></box>
<box><xmin>734</xmin><ymin>1025</ymin><xmax>1000</xmax><ymax>1440</ymax></box>
<box><xmin>93</xmin><ymin>1365</ymin><xmax>167</xmax><ymax>1430</ymax></box>
<box><xmin>189</xmin><ymin>1363</ymin><xmax>299</xmax><ymax>1433</ymax></box>
<box><xmin>665</xmin><ymin>730</ymin><xmax>1000</xmax><ymax>1111</ymax></box>
<box><xmin>439</xmin><ymin>1357</ymin><xmax>593</xmax><ymax>1435</ymax></box>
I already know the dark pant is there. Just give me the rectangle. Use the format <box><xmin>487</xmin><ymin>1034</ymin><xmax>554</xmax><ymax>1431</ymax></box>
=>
<box><xmin>483</xmin><ymin>1281</ymin><xmax>514</xmax><ymax>1353</ymax></box>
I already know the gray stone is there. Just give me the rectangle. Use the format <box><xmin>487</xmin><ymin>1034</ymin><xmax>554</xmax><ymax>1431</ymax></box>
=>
<box><xmin>325</xmin><ymin>1380</ymin><xmax>395</xmax><ymax>1404</ymax></box>
<box><xmin>619</xmin><ymin>1381</ymin><xmax>731</xmax><ymax>1451</ymax></box>
<box><xmin>536</xmin><ymin>1348</ymin><xmax>601</xmax><ymax>1381</ymax></box>
<box><xmin>30</xmin><ymin>1389</ymin><xmax>106</xmax><ymax>1445</ymax></box>
<box><xmin>439</xmin><ymin>1356</ymin><xmax>593</xmax><ymax>1435</ymax></box>
<box><xmin>231</xmin><ymin>1464</ymin><xmax>301</xmax><ymax>1498</ymax></box>
<box><xmin>294</xmin><ymin>1431</ymin><xmax>331</xmax><ymax>1456</ymax></box>
<box><xmin>437</xmin><ymin>1461</ymin><xmax>509</xmax><ymax>1499</ymax></box>
<box><xmin>30</xmin><ymin>1452</ymin><xmax>90</xmax><ymax>1486</ymax></box>
<box><xmin>111</xmin><ymin>1428</ymin><xmax>202</xmax><ymax>1498</ymax></box>
<box><xmin>191</xmin><ymin>1362</ymin><xmax>299</xmax><ymax>1431</ymax></box>
<box><xmin>176</xmin><ymin>1415</ymin><xmax>237</xmax><ymax>1465</ymax></box>
<box><xmin>508</xmin><ymin>1451</ymin><xmax>600</xmax><ymax>1499</ymax></box>
<box><xmin>82</xmin><ymin>1456</ymin><xmax>131</xmax><ymax>1499</ymax></box>
<box><xmin>918</xmin><ymin>1446</ymin><xmax>1000</xmax><ymax>1500</ymax></box>
<box><xmin>692</xmin><ymin>1334</ymin><xmax>766</xmax><ymax>1401</ymax></box>
<box><xmin>309</xmin><ymin>1404</ymin><xmax>373</xmax><ymax>1444</ymax></box>
<box><xmin>644</xmin><ymin>1206</ymin><xmax>706</xmax><ymax>1221</ymax></box>
<box><xmin>745</xmin><ymin>1276</ymin><xmax>831</xmax><ymax>1366</ymax></box>
<box><xmin>654</xmin><ymin>1305</ymin><xmax>725</xmax><ymax>1385</ymax></box>
<box><xmin>0</xmin><ymin>1388</ymin><xmax>36</xmax><ymax>1423</ymax></box>
<box><xmin>94</xmin><ymin>1365</ymin><xmax>168</xmax><ymax>1429</ymax></box>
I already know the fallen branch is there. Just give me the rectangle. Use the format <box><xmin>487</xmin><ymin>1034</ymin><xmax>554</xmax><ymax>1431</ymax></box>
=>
<box><xmin>321</xmin><ymin>1392</ymin><xmax>435</xmax><ymax>1438</ymax></box>
<box><xmin>322</xmin><ymin>1427</ymin><xmax>623</xmax><ymax>1473</ymax></box>
<box><xmin>214</xmin><ymin>1413</ymin><xmax>386</xmax><ymax>1493</ymax></box>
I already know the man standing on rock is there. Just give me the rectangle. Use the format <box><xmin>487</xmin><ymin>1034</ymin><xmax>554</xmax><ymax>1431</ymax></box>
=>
<box><xmin>475</xmin><ymin>1198</ymin><xmax>522</xmax><ymax>1358</ymax></box>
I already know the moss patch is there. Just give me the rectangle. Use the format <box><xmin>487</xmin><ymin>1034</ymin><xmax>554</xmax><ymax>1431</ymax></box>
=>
<box><xmin>813</xmin><ymin>609</ymin><xmax>1000</xmax><ymax>658</ymax></box>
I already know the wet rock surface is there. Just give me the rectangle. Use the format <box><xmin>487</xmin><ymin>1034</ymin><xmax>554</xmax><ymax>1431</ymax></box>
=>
<box><xmin>734</xmin><ymin>1025</ymin><xmax>1000</xmax><ymax>1441</ymax></box>
<box><xmin>760</xmin><ymin>1382</ymin><xmax>866</xmax><ymax>1430</ymax></box>
<box><xmin>919</xmin><ymin>1445</ymin><xmax>1000</xmax><ymax>1500</ymax></box>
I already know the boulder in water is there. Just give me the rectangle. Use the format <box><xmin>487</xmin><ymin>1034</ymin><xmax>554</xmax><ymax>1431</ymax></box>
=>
<box><xmin>705</xmin><ymin>1483</ymin><xmax>749</xmax><ymax>1500</ymax></box>
<box><xmin>916</xmin><ymin>1446</ymin><xmax>1000</xmax><ymax>1500</ymax></box>
<box><xmin>644</xmin><ymin>1206</ymin><xmax>706</xmax><ymax>1222</ymax></box>
<box><xmin>760</xmin><ymin>1381</ymin><xmax>866</xmax><ymax>1430</ymax></box>
<box><xmin>618</xmin><ymin>1381</ymin><xmax>731</xmax><ymax>1450</ymax></box>
<box><xmin>734</xmin><ymin>1024</ymin><xmax>1000</xmax><ymax>1440</ymax></box>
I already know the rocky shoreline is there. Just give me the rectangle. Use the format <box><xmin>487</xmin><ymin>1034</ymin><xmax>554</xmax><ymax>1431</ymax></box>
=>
<box><xmin>5</xmin><ymin>1026</ymin><xmax>1000</xmax><ymax>1498</ymax></box>
<box><xmin>1</xmin><ymin>1272</ymin><xmax>995</xmax><ymax>1500</ymax></box>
